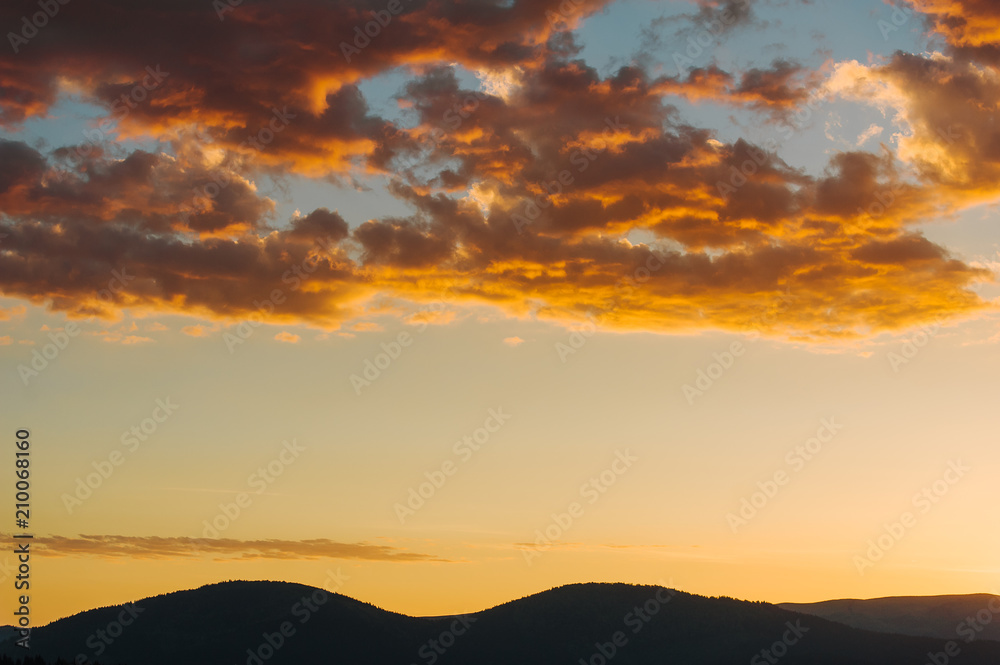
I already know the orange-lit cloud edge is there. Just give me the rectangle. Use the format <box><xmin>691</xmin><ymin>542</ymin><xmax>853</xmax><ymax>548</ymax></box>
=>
<box><xmin>0</xmin><ymin>0</ymin><xmax>997</xmax><ymax>346</ymax></box>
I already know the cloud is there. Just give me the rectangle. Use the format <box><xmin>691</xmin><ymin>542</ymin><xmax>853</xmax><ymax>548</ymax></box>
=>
<box><xmin>98</xmin><ymin>332</ymin><xmax>155</xmax><ymax>345</ymax></box>
<box><xmin>0</xmin><ymin>305</ymin><xmax>26</xmax><ymax>320</ymax></box>
<box><xmin>650</xmin><ymin>59</ymin><xmax>824</xmax><ymax>121</ymax></box>
<box><xmin>969</xmin><ymin>250</ymin><xmax>1000</xmax><ymax>276</ymax></box>
<box><xmin>909</xmin><ymin>0</ymin><xmax>1000</xmax><ymax>59</ymax></box>
<box><xmin>0</xmin><ymin>78</ymin><xmax>988</xmax><ymax>341</ymax></box>
<box><xmin>827</xmin><ymin>52</ymin><xmax>1000</xmax><ymax>197</ymax></box>
<box><xmin>0</xmin><ymin>336</ymin><xmax>11</xmax><ymax>345</ymax></box>
<box><xmin>0</xmin><ymin>0</ymin><xmax>613</xmax><ymax>173</ymax></box>
<box><xmin>0</xmin><ymin>2</ymin><xmax>993</xmax><ymax>342</ymax></box>
<box><xmin>503</xmin><ymin>336</ymin><xmax>525</xmax><ymax>346</ymax></box>
<box><xmin>18</xmin><ymin>533</ymin><xmax>449</xmax><ymax>562</ymax></box>
<box><xmin>856</xmin><ymin>123</ymin><xmax>884</xmax><ymax>146</ymax></box>
<box><xmin>638</xmin><ymin>0</ymin><xmax>758</xmax><ymax>57</ymax></box>
<box><xmin>289</xmin><ymin>208</ymin><xmax>350</xmax><ymax>243</ymax></box>
<box><xmin>963</xmin><ymin>327</ymin><xmax>1000</xmax><ymax>346</ymax></box>
<box><xmin>404</xmin><ymin>309</ymin><xmax>458</xmax><ymax>327</ymax></box>
<box><xmin>691</xmin><ymin>0</ymin><xmax>757</xmax><ymax>32</ymax></box>
<box><xmin>0</xmin><ymin>151</ymin><xmax>361</xmax><ymax>325</ymax></box>
<box><xmin>121</xmin><ymin>335</ymin><xmax>155</xmax><ymax>345</ymax></box>
<box><xmin>0</xmin><ymin>139</ymin><xmax>275</xmax><ymax>238</ymax></box>
<box><xmin>350</xmin><ymin>321</ymin><xmax>385</xmax><ymax>332</ymax></box>
<box><xmin>274</xmin><ymin>331</ymin><xmax>301</xmax><ymax>343</ymax></box>
<box><xmin>182</xmin><ymin>325</ymin><xmax>211</xmax><ymax>337</ymax></box>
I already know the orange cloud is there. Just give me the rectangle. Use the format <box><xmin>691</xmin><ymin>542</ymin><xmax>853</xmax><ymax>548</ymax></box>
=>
<box><xmin>275</xmin><ymin>332</ymin><xmax>301</xmax><ymax>343</ymax></box>
<box><xmin>909</xmin><ymin>0</ymin><xmax>1000</xmax><ymax>53</ymax></box>
<box><xmin>98</xmin><ymin>332</ymin><xmax>154</xmax><ymax>345</ymax></box>
<box><xmin>13</xmin><ymin>533</ymin><xmax>448</xmax><ymax>562</ymax></box>
<box><xmin>0</xmin><ymin>4</ymin><xmax>995</xmax><ymax>342</ymax></box>
<box><xmin>0</xmin><ymin>305</ymin><xmax>26</xmax><ymax>320</ymax></box>
<box><xmin>652</xmin><ymin>60</ymin><xmax>822</xmax><ymax>120</ymax></box>
<box><xmin>0</xmin><ymin>0</ymin><xmax>613</xmax><ymax>176</ymax></box>
<box><xmin>121</xmin><ymin>335</ymin><xmax>155</xmax><ymax>345</ymax></box>
<box><xmin>182</xmin><ymin>325</ymin><xmax>211</xmax><ymax>338</ymax></box>
<box><xmin>350</xmin><ymin>322</ymin><xmax>385</xmax><ymax>332</ymax></box>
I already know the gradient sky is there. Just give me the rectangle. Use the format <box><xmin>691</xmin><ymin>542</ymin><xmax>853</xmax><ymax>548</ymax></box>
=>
<box><xmin>1</xmin><ymin>0</ymin><xmax>1000</xmax><ymax>625</ymax></box>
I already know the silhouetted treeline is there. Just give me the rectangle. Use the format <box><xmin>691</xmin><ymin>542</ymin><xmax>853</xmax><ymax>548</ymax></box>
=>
<box><xmin>4</xmin><ymin>581</ymin><xmax>1000</xmax><ymax>664</ymax></box>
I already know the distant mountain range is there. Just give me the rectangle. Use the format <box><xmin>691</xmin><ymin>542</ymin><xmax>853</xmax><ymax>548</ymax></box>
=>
<box><xmin>779</xmin><ymin>594</ymin><xmax>1000</xmax><ymax>642</ymax></box>
<box><xmin>3</xmin><ymin>582</ymin><xmax>1000</xmax><ymax>665</ymax></box>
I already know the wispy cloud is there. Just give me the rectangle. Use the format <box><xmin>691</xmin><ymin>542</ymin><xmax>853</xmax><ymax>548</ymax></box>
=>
<box><xmin>182</xmin><ymin>325</ymin><xmax>211</xmax><ymax>338</ymax></box>
<box><xmin>17</xmin><ymin>534</ymin><xmax>451</xmax><ymax>562</ymax></box>
<box><xmin>856</xmin><ymin>123</ymin><xmax>883</xmax><ymax>146</ymax></box>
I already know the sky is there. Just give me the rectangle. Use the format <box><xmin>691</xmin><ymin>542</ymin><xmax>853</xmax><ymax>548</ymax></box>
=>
<box><xmin>1</xmin><ymin>0</ymin><xmax>999</xmax><ymax>626</ymax></box>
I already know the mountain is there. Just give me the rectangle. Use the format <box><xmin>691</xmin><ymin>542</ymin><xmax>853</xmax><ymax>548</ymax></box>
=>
<box><xmin>4</xmin><ymin>582</ymin><xmax>1000</xmax><ymax>665</ymax></box>
<box><xmin>779</xmin><ymin>594</ymin><xmax>1000</xmax><ymax>642</ymax></box>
